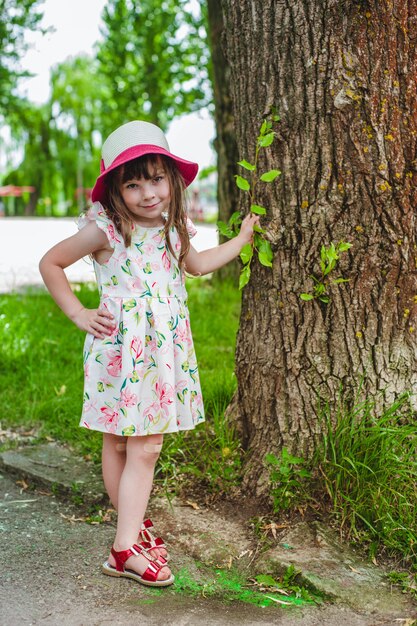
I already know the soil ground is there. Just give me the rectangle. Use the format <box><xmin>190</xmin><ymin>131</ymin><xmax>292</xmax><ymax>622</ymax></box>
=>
<box><xmin>1</xmin><ymin>470</ymin><xmax>416</xmax><ymax>626</ymax></box>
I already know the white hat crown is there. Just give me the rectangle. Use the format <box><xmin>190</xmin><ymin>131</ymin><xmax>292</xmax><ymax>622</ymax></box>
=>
<box><xmin>102</xmin><ymin>121</ymin><xmax>170</xmax><ymax>168</ymax></box>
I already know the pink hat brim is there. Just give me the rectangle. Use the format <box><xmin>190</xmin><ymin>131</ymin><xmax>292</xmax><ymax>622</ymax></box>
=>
<box><xmin>91</xmin><ymin>144</ymin><xmax>199</xmax><ymax>203</ymax></box>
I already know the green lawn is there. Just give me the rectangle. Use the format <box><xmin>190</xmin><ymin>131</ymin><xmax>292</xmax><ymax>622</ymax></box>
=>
<box><xmin>0</xmin><ymin>279</ymin><xmax>242</xmax><ymax>489</ymax></box>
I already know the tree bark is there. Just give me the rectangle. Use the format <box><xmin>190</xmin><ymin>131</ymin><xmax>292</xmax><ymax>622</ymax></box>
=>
<box><xmin>206</xmin><ymin>0</ymin><xmax>240</xmax><ymax>282</ymax></box>
<box><xmin>221</xmin><ymin>0</ymin><xmax>417</xmax><ymax>495</ymax></box>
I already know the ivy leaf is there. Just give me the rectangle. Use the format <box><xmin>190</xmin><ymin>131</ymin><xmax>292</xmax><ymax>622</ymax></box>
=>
<box><xmin>258</xmin><ymin>132</ymin><xmax>275</xmax><ymax>147</ymax></box>
<box><xmin>250</xmin><ymin>204</ymin><xmax>267</xmax><ymax>215</ymax></box>
<box><xmin>300</xmin><ymin>293</ymin><xmax>314</xmax><ymax>301</ymax></box>
<box><xmin>259</xmin><ymin>120</ymin><xmax>271</xmax><ymax>135</ymax></box>
<box><xmin>217</xmin><ymin>220</ymin><xmax>234</xmax><ymax>238</ymax></box>
<box><xmin>239</xmin><ymin>264</ymin><xmax>251</xmax><ymax>290</ymax></box>
<box><xmin>260</xmin><ymin>169</ymin><xmax>281</xmax><ymax>183</ymax></box>
<box><xmin>338</xmin><ymin>241</ymin><xmax>352</xmax><ymax>252</ymax></box>
<box><xmin>235</xmin><ymin>175</ymin><xmax>250</xmax><ymax>191</ymax></box>
<box><xmin>256</xmin><ymin>239</ymin><xmax>273</xmax><ymax>266</ymax></box>
<box><xmin>253</xmin><ymin>224</ymin><xmax>266</xmax><ymax>234</ymax></box>
<box><xmin>333</xmin><ymin>277</ymin><xmax>350</xmax><ymax>284</ymax></box>
<box><xmin>238</xmin><ymin>159</ymin><xmax>256</xmax><ymax>171</ymax></box>
<box><xmin>229</xmin><ymin>211</ymin><xmax>242</xmax><ymax>227</ymax></box>
<box><xmin>240</xmin><ymin>243</ymin><xmax>253</xmax><ymax>265</ymax></box>
<box><xmin>319</xmin><ymin>295</ymin><xmax>330</xmax><ymax>303</ymax></box>
<box><xmin>258</xmin><ymin>251</ymin><xmax>273</xmax><ymax>267</ymax></box>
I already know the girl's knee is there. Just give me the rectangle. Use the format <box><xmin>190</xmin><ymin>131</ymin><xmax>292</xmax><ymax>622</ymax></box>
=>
<box><xmin>103</xmin><ymin>433</ymin><xmax>127</xmax><ymax>453</ymax></box>
<box><xmin>127</xmin><ymin>434</ymin><xmax>163</xmax><ymax>465</ymax></box>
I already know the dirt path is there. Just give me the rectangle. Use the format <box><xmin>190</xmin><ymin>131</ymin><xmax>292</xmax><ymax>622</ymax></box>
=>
<box><xmin>1</xmin><ymin>470</ymin><xmax>412</xmax><ymax>626</ymax></box>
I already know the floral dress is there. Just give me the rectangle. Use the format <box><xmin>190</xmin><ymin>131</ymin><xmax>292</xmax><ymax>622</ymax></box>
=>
<box><xmin>78</xmin><ymin>202</ymin><xmax>205</xmax><ymax>437</ymax></box>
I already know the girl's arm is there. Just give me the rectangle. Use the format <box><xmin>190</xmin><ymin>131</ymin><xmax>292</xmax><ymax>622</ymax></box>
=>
<box><xmin>184</xmin><ymin>213</ymin><xmax>260</xmax><ymax>276</ymax></box>
<box><xmin>39</xmin><ymin>222</ymin><xmax>115</xmax><ymax>338</ymax></box>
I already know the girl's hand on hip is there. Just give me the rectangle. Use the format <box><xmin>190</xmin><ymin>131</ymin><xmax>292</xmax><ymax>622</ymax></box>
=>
<box><xmin>238</xmin><ymin>213</ymin><xmax>260</xmax><ymax>245</ymax></box>
<box><xmin>73</xmin><ymin>307</ymin><xmax>116</xmax><ymax>338</ymax></box>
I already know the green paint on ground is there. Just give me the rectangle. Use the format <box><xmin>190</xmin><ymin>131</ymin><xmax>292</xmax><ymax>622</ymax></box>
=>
<box><xmin>170</xmin><ymin>566</ymin><xmax>319</xmax><ymax>608</ymax></box>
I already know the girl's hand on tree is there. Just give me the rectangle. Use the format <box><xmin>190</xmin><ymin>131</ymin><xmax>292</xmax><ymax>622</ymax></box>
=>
<box><xmin>72</xmin><ymin>307</ymin><xmax>116</xmax><ymax>338</ymax></box>
<box><xmin>237</xmin><ymin>213</ymin><xmax>260</xmax><ymax>246</ymax></box>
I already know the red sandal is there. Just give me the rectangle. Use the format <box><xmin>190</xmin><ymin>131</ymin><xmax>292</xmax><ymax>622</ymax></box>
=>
<box><xmin>138</xmin><ymin>518</ymin><xmax>169</xmax><ymax>562</ymax></box>
<box><xmin>102</xmin><ymin>543</ymin><xmax>174</xmax><ymax>587</ymax></box>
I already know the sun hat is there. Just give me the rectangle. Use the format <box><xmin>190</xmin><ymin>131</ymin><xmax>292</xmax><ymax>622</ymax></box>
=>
<box><xmin>91</xmin><ymin>120</ymin><xmax>199</xmax><ymax>203</ymax></box>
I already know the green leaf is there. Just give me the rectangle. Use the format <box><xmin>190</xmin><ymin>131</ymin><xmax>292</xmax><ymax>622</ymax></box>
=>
<box><xmin>259</xmin><ymin>120</ymin><xmax>269</xmax><ymax>135</ymax></box>
<box><xmin>333</xmin><ymin>277</ymin><xmax>350</xmax><ymax>284</ymax></box>
<box><xmin>338</xmin><ymin>241</ymin><xmax>352</xmax><ymax>252</ymax></box>
<box><xmin>260</xmin><ymin>169</ymin><xmax>281</xmax><ymax>182</ymax></box>
<box><xmin>256</xmin><ymin>239</ymin><xmax>273</xmax><ymax>266</ymax></box>
<box><xmin>258</xmin><ymin>132</ymin><xmax>275</xmax><ymax>147</ymax></box>
<box><xmin>250</xmin><ymin>204</ymin><xmax>267</xmax><ymax>215</ymax></box>
<box><xmin>265</xmin><ymin>453</ymin><xmax>279</xmax><ymax>465</ymax></box>
<box><xmin>255</xmin><ymin>574</ymin><xmax>281</xmax><ymax>587</ymax></box>
<box><xmin>253</xmin><ymin>224</ymin><xmax>266</xmax><ymax>234</ymax></box>
<box><xmin>235</xmin><ymin>175</ymin><xmax>250</xmax><ymax>191</ymax></box>
<box><xmin>300</xmin><ymin>293</ymin><xmax>314</xmax><ymax>301</ymax></box>
<box><xmin>217</xmin><ymin>220</ymin><xmax>234</xmax><ymax>238</ymax></box>
<box><xmin>240</xmin><ymin>243</ymin><xmax>253</xmax><ymax>265</ymax></box>
<box><xmin>229</xmin><ymin>211</ymin><xmax>242</xmax><ymax>226</ymax></box>
<box><xmin>237</xmin><ymin>159</ymin><xmax>256</xmax><ymax>171</ymax></box>
<box><xmin>258</xmin><ymin>251</ymin><xmax>273</xmax><ymax>267</ymax></box>
<box><xmin>319</xmin><ymin>295</ymin><xmax>330</xmax><ymax>303</ymax></box>
<box><xmin>239</xmin><ymin>264</ymin><xmax>251</xmax><ymax>290</ymax></box>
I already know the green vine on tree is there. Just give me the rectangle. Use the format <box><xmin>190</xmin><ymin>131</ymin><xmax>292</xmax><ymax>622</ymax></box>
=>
<box><xmin>300</xmin><ymin>241</ymin><xmax>352</xmax><ymax>304</ymax></box>
<box><xmin>217</xmin><ymin>114</ymin><xmax>281</xmax><ymax>289</ymax></box>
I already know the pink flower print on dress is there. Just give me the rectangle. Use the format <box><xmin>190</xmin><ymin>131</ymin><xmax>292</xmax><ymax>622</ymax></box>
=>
<box><xmin>130</xmin><ymin>336</ymin><xmax>144</xmax><ymax>367</ymax></box>
<box><xmin>152</xmin><ymin>231</ymin><xmax>165</xmax><ymax>245</ymax></box>
<box><xmin>175</xmin><ymin>241</ymin><xmax>181</xmax><ymax>252</ymax></box>
<box><xmin>106</xmin><ymin>349</ymin><xmax>122</xmax><ymax>377</ymax></box>
<box><xmin>174</xmin><ymin>324</ymin><xmax>191</xmax><ymax>350</ymax></box>
<box><xmin>144</xmin><ymin>243</ymin><xmax>156</xmax><ymax>255</ymax></box>
<box><xmin>120</xmin><ymin>387</ymin><xmax>138</xmax><ymax>408</ymax></box>
<box><xmin>143</xmin><ymin>401</ymin><xmax>161</xmax><ymax>428</ymax></box>
<box><xmin>145</xmin><ymin>334</ymin><xmax>158</xmax><ymax>352</ymax></box>
<box><xmin>83</xmin><ymin>396</ymin><xmax>98</xmax><ymax>414</ymax></box>
<box><xmin>113</xmin><ymin>250</ymin><xmax>127</xmax><ymax>264</ymax></box>
<box><xmin>98</xmin><ymin>406</ymin><xmax>119</xmax><ymax>433</ymax></box>
<box><xmin>162</xmin><ymin>249</ymin><xmax>171</xmax><ymax>271</ymax></box>
<box><xmin>106</xmin><ymin>222</ymin><xmax>122</xmax><ymax>245</ymax></box>
<box><xmin>155</xmin><ymin>380</ymin><xmax>174</xmax><ymax>417</ymax></box>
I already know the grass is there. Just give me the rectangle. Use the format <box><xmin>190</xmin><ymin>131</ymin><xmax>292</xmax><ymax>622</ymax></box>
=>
<box><xmin>0</xmin><ymin>278</ymin><xmax>242</xmax><ymax>493</ymax></box>
<box><xmin>315</xmin><ymin>391</ymin><xmax>417</xmax><ymax>565</ymax></box>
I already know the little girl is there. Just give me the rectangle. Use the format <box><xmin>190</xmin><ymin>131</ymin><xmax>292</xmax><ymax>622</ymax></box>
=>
<box><xmin>39</xmin><ymin>120</ymin><xmax>259</xmax><ymax>588</ymax></box>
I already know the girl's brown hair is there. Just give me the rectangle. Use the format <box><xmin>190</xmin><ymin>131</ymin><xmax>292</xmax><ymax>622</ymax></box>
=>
<box><xmin>102</xmin><ymin>154</ymin><xmax>191</xmax><ymax>268</ymax></box>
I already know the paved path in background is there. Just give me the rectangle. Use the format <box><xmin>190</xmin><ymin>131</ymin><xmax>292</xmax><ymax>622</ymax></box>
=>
<box><xmin>0</xmin><ymin>218</ymin><xmax>218</xmax><ymax>293</ymax></box>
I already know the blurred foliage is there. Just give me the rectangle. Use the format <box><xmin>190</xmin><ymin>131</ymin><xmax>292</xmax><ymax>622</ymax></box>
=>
<box><xmin>97</xmin><ymin>0</ymin><xmax>212</xmax><ymax>133</ymax></box>
<box><xmin>0</xmin><ymin>0</ymin><xmax>46</xmax><ymax>115</ymax></box>
<box><xmin>1</xmin><ymin>0</ymin><xmax>212</xmax><ymax>216</ymax></box>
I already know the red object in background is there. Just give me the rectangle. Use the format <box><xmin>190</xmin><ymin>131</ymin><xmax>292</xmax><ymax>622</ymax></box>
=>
<box><xmin>0</xmin><ymin>185</ymin><xmax>35</xmax><ymax>197</ymax></box>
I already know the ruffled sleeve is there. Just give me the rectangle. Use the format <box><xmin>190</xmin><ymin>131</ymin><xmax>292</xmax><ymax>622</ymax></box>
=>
<box><xmin>186</xmin><ymin>217</ymin><xmax>197</xmax><ymax>239</ymax></box>
<box><xmin>78</xmin><ymin>201</ymin><xmax>121</xmax><ymax>249</ymax></box>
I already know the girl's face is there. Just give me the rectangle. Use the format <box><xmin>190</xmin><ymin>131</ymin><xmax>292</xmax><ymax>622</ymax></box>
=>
<box><xmin>119</xmin><ymin>158</ymin><xmax>171</xmax><ymax>227</ymax></box>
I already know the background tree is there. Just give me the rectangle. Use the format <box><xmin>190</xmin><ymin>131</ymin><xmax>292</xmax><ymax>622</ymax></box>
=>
<box><xmin>50</xmin><ymin>55</ymin><xmax>106</xmax><ymax>212</ymax></box>
<box><xmin>221</xmin><ymin>0</ymin><xmax>417</xmax><ymax>495</ymax></box>
<box><xmin>97</xmin><ymin>0</ymin><xmax>211</xmax><ymax>134</ymax></box>
<box><xmin>0</xmin><ymin>0</ymin><xmax>45</xmax><ymax>119</ymax></box>
<box><xmin>206</xmin><ymin>0</ymin><xmax>239</xmax><ymax>280</ymax></box>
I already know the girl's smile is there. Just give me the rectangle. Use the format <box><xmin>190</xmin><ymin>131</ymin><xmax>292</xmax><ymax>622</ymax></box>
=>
<box><xmin>120</xmin><ymin>167</ymin><xmax>171</xmax><ymax>227</ymax></box>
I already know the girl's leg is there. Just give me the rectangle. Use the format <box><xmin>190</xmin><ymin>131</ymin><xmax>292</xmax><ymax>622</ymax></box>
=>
<box><xmin>102</xmin><ymin>433</ymin><xmax>126</xmax><ymax>508</ymax></box>
<box><xmin>102</xmin><ymin>433</ymin><xmax>168</xmax><ymax>560</ymax></box>
<box><xmin>110</xmin><ymin>434</ymin><xmax>171</xmax><ymax>581</ymax></box>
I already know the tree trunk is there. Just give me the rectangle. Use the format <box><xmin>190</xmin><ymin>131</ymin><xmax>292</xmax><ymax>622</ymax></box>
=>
<box><xmin>221</xmin><ymin>0</ymin><xmax>417</xmax><ymax>496</ymax></box>
<box><xmin>206</xmin><ymin>0</ymin><xmax>240</xmax><ymax>282</ymax></box>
